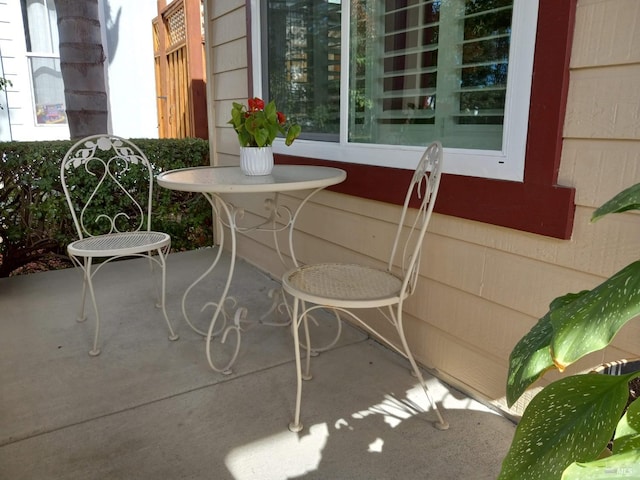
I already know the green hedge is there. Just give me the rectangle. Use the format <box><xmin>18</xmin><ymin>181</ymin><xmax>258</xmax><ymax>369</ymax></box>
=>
<box><xmin>0</xmin><ymin>137</ymin><xmax>212</xmax><ymax>277</ymax></box>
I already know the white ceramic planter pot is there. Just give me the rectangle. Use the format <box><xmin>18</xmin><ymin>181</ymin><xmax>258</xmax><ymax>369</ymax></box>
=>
<box><xmin>240</xmin><ymin>146</ymin><xmax>274</xmax><ymax>176</ymax></box>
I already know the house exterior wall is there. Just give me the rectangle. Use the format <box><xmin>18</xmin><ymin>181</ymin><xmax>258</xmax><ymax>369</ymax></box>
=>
<box><xmin>204</xmin><ymin>0</ymin><xmax>640</xmax><ymax>416</ymax></box>
<box><xmin>0</xmin><ymin>0</ymin><xmax>69</xmax><ymax>141</ymax></box>
<box><xmin>0</xmin><ymin>0</ymin><xmax>160</xmax><ymax>141</ymax></box>
<box><xmin>101</xmin><ymin>0</ymin><xmax>160</xmax><ymax>139</ymax></box>
<box><xmin>0</xmin><ymin>1</ymin><xmax>15</xmax><ymax>140</ymax></box>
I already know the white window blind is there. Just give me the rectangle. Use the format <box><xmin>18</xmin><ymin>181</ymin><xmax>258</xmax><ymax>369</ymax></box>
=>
<box><xmin>350</xmin><ymin>0</ymin><xmax>512</xmax><ymax>150</ymax></box>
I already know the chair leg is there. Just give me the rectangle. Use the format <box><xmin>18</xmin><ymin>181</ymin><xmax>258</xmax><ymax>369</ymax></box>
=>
<box><xmin>300</xmin><ymin>302</ymin><xmax>313</xmax><ymax>381</ymax></box>
<box><xmin>147</xmin><ymin>250</ymin><xmax>162</xmax><ymax>308</ymax></box>
<box><xmin>396</xmin><ymin>310</ymin><xmax>449</xmax><ymax>430</ymax></box>
<box><xmin>74</xmin><ymin>256</ymin><xmax>88</xmax><ymax>323</ymax></box>
<box><xmin>83</xmin><ymin>258</ymin><xmax>102</xmax><ymax>357</ymax></box>
<box><xmin>289</xmin><ymin>297</ymin><xmax>304</xmax><ymax>433</ymax></box>
<box><xmin>157</xmin><ymin>248</ymin><xmax>179</xmax><ymax>342</ymax></box>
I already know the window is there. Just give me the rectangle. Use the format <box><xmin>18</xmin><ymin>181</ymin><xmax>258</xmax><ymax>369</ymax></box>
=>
<box><xmin>21</xmin><ymin>0</ymin><xmax>67</xmax><ymax>125</ymax></box>
<box><xmin>351</xmin><ymin>0</ymin><xmax>512</xmax><ymax>151</ymax></box>
<box><xmin>250</xmin><ymin>0</ymin><xmax>576</xmax><ymax>240</ymax></box>
<box><xmin>261</xmin><ymin>0</ymin><xmax>341</xmax><ymax>142</ymax></box>
<box><xmin>255</xmin><ymin>0</ymin><xmax>538</xmax><ymax>181</ymax></box>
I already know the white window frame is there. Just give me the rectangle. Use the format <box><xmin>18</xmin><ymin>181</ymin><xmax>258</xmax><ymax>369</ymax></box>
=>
<box><xmin>250</xmin><ymin>0</ymin><xmax>538</xmax><ymax>181</ymax></box>
<box><xmin>23</xmin><ymin>0</ymin><xmax>67</xmax><ymax>128</ymax></box>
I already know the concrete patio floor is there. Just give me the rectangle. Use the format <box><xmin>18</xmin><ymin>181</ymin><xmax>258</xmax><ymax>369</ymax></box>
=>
<box><xmin>0</xmin><ymin>248</ymin><xmax>515</xmax><ymax>479</ymax></box>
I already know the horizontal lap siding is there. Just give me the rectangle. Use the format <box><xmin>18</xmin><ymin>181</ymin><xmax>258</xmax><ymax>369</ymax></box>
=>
<box><xmin>561</xmin><ymin>139</ymin><xmax>640</xmax><ymax>208</ymax></box>
<box><xmin>571</xmin><ymin>0</ymin><xmax>640</xmax><ymax>67</ymax></box>
<box><xmin>214</xmin><ymin>40</ymin><xmax>248</xmax><ymax>75</ymax></box>
<box><xmin>206</xmin><ymin>0</ymin><xmax>640</xmax><ymax>417</ymax></box>
<box><xmin>564</xmin><ymin>65</ymin><xmax>640</xmax><ymax>140</ymax></box>
<box><xmin>558</xmin><ymin>0</ymin><xmax>640</xmax><ymax>416</ymax></box>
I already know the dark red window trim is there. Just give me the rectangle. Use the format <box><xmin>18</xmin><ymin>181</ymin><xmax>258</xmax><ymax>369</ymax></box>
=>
<box><xmin>250</xmin><ymin>0</ymin><xmax>577</xmax><ymax>239</ymax></box>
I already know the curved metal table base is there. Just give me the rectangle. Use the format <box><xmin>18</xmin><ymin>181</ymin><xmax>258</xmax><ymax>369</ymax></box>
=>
<box><xmin>158</xmin><ymin>166</ymin><xmax>347</xmax><ymax>374</ymax></box>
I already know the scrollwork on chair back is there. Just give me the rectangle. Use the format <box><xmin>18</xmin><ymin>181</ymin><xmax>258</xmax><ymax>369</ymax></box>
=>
<box><xmin>390</xmin><ymin>141</ymin><xmax>443</xmax><ymax>298</ymax></box>
<box><xmin>61</xmin><ymin>135</ymin><xmax>154</xmax><ymax>239</ymax></box>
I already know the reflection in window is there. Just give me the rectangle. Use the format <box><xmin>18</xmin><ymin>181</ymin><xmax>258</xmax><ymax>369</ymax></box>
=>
<box><xmin>21</xmin><ymin>0</ymin><xmax>67</xmax><ymax>125</ymax></box>
<box><xmin>263</xmin><ymin>0</ymin><xmax>342</xmax><ymax>141</ymax></box>
<box><xmin>30</xmin><ymin>57</ymin><xmax>66</xmax><ymax>124</ymax></box>
<box><xmin>263</xmin><ymin>0</ymin><xmax>513</xmax><ymax>150</ymax></box>
<box><xmin>351</xmin><ymin>0</ymin><xmax>512</xmax><ymax>149</ymax></box>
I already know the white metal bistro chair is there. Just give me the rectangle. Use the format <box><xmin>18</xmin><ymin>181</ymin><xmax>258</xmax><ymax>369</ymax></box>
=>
<box><xmin>282</xmin><ymin>141</ymin><xmax>448</xmax><ymax>432</ymax></box>
<box><xmin>60</xmin><ymin>134</ymin><xmax>179</xmax><ymax>356</ymax></box>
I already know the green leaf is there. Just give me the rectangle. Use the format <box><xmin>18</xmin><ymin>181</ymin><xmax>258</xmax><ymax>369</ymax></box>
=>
<box><xmin>229</xmin><ymin>104</ymin><xmax>245</xmax><ymax>127</ymax></box>
<box><xmin>506</xmin><ymin>313</ymin><xmax>555</xmax><ymax>407</ymax></box>
<box><xmin>237</xmin><ymin>130</ymin><xmax>251</xmax><ymax>147</ymax></box>
<box><xmin>286</xmin><ymin>124</ymin><xmax>302</xmax><ymax>146</ymax></box>
<box><xmin>506</xmin><ymin>292</ymin><xmax>587</xmax><ymax>407</ymax></box>
<box><xmin>264</xmin><ymin>100</ymin><xmax>277</xmax><ymax>120</ymax></box>
<box><xmin>550</xmin><ymin>261</ymin><xmax>640</xmax><ymax>369</ymax></box>
<box><xmin>561</xmin><ymin>448</ymin><xmax>640</xmax><ymax>479</ymax></box>
<box><xmin>267</xmin><ymin>122</ymin><xmax>280</xmax><ymax>144</ymax></box>
<box><xmin>499</xmin><ymin>372</ymin><xmax>634</xmax><ymax>480</ymax></box>
<box><xmin>253</xmin><ymin>128</ymin><xmax>269</xmax><ymax>147</ymax></box>
<box><xmin>614</xmin><ymin>397</ymin><xmax>640</xmax><ymax>453</ymax></box>
<box><xmin>592</xmin><ymin>183</ymin><xmax>640</xmax><ymax>222</ymax></box>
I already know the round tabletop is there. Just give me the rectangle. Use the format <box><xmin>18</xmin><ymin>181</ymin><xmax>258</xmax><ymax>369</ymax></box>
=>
<box><xmin>157</xmin><ymin>165</ymin><xmax>347</xmax><ymax>193</ymax></box>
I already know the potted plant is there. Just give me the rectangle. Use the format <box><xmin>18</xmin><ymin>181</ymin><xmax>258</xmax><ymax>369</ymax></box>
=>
<box><xmin>228</xmin><ymin>97</ymin><xmax>301</xmax><ymax>176</ymax></box>
<box><xmin>499</xmin><ymin>183</ymin><xmax>640</xmax><ymax>479</ymax></box>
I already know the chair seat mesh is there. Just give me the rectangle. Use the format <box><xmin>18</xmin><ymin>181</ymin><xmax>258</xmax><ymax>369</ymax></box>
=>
<box><xmin>285</xmin><ymin>263</ymin><xmax>403</xmax><ymax>305</ymax></box>
<box><xmin>69</xmin><ymin>231</ymin><xmax>170</xmax><ymax>257</ymax></box>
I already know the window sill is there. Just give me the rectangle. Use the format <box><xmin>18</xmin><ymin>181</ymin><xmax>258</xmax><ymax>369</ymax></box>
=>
<box><xmin>276</xmin><ymin>154</ymin><xmax>575</xmax><ymax>239</ymax></box>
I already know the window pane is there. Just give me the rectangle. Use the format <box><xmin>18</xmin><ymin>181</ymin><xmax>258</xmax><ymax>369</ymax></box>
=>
<box><xmin>264</xmin><ymin>0</ymin><xmax>342</xmax><ymax>141</ymax></box>
<box><xmin>30</xmin><ymin>57</ymin><xmax>67</xmax><ymax>125</ymax></box>
<box><xmin>22</xmin><ymin>0</ymin><xmax>59</xmax><ymax>54</ymax></box>
<box><xmin>349</xmin><ymin>0</ymin><xmax>513</xmax><ymax>149</ymax></box>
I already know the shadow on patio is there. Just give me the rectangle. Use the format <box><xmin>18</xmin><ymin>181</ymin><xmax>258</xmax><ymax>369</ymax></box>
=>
<box><xmin>0</xmin><ymin>249</ymin><xmax>515</xmax><ymax>479</ymax></box>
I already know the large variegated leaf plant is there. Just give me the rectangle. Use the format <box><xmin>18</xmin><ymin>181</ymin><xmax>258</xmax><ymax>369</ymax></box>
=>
<box><xmin>499</xmin><ymin>183</ymin><xmax>640</xmax><ymax>480</ymax></box>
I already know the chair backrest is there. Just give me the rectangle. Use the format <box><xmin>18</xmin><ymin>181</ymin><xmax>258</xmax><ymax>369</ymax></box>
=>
<box><xmin>388</xmin><ymin>141</ymin><xmax>443</xmax><ymax>298</ymax></box>
<box><xmin>60</xmin><ymin>135</ymin><xmax>155</xmax><ymax>240</ymax></box>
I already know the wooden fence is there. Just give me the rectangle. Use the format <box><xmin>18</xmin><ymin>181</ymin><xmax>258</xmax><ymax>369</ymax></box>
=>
<box><xmin>153</xmin><ymin>0</ymin><xmax>207</xmax><ymax>139</ymax></box>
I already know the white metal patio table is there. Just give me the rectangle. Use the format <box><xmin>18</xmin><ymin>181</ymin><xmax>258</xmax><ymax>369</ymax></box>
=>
<box><xmin>157</xmin><ymin>165</ymin><xmax>346</xmax><ymax>374</ymax></box>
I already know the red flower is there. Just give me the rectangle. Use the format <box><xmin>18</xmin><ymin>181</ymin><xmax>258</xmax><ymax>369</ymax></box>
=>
<box><xmin>277</xmin><ymin>111</ymin><xmax>286</xmax><ymax>125</ymax></box>
<box><xmin>248</xmin><ymin>97</ymin><xmax>265</xmax><ymax>112</ymax></box>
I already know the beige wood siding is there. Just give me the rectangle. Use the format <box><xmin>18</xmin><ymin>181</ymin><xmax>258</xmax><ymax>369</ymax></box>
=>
<box><xmin>204</xmin><ymin>0</ymin><xmax>640</xmax><ymax>416</ymax></box>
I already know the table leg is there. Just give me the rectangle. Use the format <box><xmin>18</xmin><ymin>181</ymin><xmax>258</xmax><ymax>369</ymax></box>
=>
<box><xmin>258</xmin><ymin>189</ymin><xmax>317</xmax><ymax>327</ymax></box>
<box><xmin>179</xmin><ymin>193</ymin><xmax>249</xmax><ymax>374</ymax></box>
<box><xmin>182</xmin><ymin>187</ymin><xmax>343</xmax><ymax>373</ymax></box>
